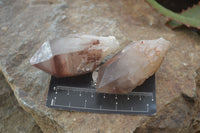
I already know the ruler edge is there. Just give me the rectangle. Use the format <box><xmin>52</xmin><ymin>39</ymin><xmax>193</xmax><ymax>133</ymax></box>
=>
<box><xmin>46</xmin><ymin>104</ymin><xmax>156</xmax><ymax>115</ymax></box>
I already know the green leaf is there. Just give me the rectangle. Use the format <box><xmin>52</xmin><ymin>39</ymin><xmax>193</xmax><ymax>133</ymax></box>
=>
<box><xmin>146</xmin><ymin>0</ymin><xmax>200</xmax><ymax>29</ymax></box>
<box><xmin>166</xmin><ymin>20</ymin><xmax>182</xmax><ymax>29</ymax></box>
<box><xmin>166</xmin><ymin>4</ymin><xmax>200</xmax><ymax>29</ymax></box>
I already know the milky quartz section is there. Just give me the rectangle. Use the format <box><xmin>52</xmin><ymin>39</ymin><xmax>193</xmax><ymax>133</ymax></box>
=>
<box><xmin>96</xmin><ymin>38</ymin><xmax>170</xmax><ymax>94</ymax></box>
<box><xmin>30</xmin><ymin>35</ymin><xmax>119</xmax><ymax>77</ymax></box>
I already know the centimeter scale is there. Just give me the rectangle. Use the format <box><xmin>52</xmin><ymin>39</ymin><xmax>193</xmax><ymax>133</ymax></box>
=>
<box><xmin>46</xmin><ymin>73</ymin><xmax>156</xmax><ymax>115</ymax></box>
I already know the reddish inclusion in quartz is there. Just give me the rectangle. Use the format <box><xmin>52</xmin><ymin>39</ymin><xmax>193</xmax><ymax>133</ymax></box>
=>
<box><xmin>36</xmin><ymin>41</ymin><xmax>102</xmax><ymax>77</ymax></box>
<box><xmin>30</xmin><ymin>35</ymin><xmax>119</xmax><ymax>77</ymax></box>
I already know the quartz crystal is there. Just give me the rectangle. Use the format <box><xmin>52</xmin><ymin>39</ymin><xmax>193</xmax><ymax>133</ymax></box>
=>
<box><xmin>96</xmin><ymin>38</ymin><xmax>170</xmax><ymax>94</ymax></box>
<box><xmin>30</xmin><ymin>35</ymin><xmax>119</xmax><ymax>77</ymax></box>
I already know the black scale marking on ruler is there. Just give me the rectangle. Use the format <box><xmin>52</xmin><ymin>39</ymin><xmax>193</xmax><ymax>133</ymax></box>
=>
<box><xmin>46</xmin><ymin>73</ymin><xmax>156</xmax><ymax>115</ymax></box>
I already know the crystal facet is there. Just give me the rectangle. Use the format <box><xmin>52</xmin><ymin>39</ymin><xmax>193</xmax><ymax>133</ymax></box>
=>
<box><xmin>30</xmin><ymin>35</ymin><xmax>119</xmax><ymax>77</ymax></box>
<box><xmin>96</xmin><ymin>38</ymin><xmax>170</xmax><ymax>94</ymax></box>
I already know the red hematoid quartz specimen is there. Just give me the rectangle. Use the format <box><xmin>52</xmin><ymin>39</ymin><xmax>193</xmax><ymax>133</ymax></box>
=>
<box><xmin>96</xmin><ymin>38</ymin><xmax>170</xmax><ymax>94</ymax></box>
<box><xmin>30</xmin><ymin>35</ymin><xmax>119</xmax><ymax>77</ymax></box>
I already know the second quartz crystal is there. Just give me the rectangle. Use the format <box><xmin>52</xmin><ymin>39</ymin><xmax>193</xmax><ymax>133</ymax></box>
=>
<box><xmin>96</xmin><ymin>38</ymin><xmax>170</xmax><ymax>94</ymax></box>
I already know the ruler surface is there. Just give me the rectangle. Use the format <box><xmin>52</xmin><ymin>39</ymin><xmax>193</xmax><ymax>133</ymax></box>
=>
<box><xmin>46</xmin><ymin>73</ymin><xmax>156</xmax><ymax>115</ymax></box>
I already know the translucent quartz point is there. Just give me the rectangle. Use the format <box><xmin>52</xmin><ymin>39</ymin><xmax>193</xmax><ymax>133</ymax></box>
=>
<box><xmin>30</xmin><ymin>35</ymin><xmax>119</xmax><ymax>77</ymax></box>
<box><xmin>96</xmin><ymin>38</ymin><xmax>170</xmax><ymax>94</ymax></box>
